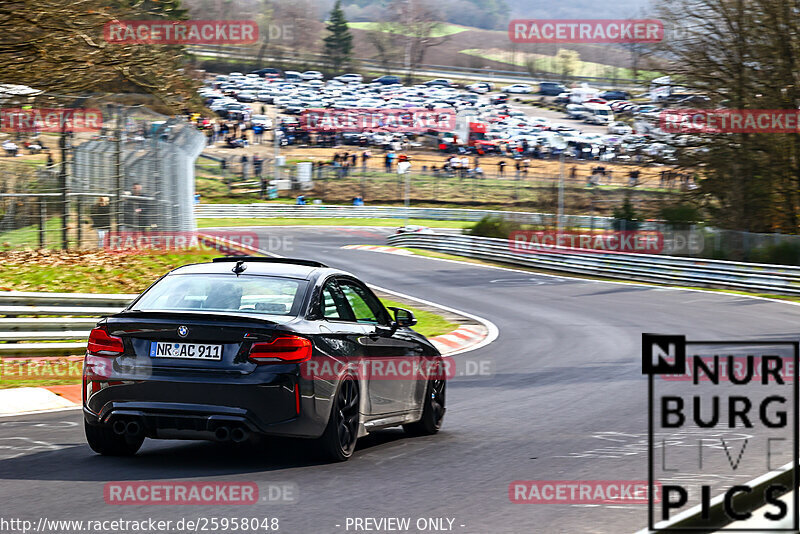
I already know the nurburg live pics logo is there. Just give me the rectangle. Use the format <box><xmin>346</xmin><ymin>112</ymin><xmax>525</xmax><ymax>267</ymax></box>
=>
<box><xmin>642</xmin><ymin>334</ymin><xmax>799</xmax><ymax>531</ymax></box>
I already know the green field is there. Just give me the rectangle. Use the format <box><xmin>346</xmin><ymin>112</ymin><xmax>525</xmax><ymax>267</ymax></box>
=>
<box><xmin>347</xmin><ymin>22</ymin><xmax>468</xmax><ymax>38</ymax></box>
<box><xmin>459</xmin><ymin>48</ymin><xmax>661</xmax><ymax>80</ymax></box>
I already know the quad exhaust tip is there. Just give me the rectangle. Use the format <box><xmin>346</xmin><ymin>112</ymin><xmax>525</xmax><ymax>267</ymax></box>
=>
<box><xmin>214</xmin><ymin>426</ymin><xmax>249</xmax><ymax>443</ymax></box>
<box><xmin>111</xmin><ymin>418</ymin><xmax>143</xmax><ymax>437</ymax></box>
<box><xmin>231</xmin><ymin>427</ymin><xmax>249</xmax><ymax>443</ymax></box>
<box><xmin>112</xmin><ymin>419</ymin><xmax>127</xmax><ymax>436</ymax></box>
<box><xmin>214</xmin><ymin>426</ymin><xmax>231</xmax><ymax>441</ymax></box>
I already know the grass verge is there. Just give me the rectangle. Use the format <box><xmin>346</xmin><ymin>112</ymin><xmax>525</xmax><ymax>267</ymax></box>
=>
<box><xmin>0</xmin><ymin>249</ymin><xmax>221</xmax><ymax>293</ymax></box>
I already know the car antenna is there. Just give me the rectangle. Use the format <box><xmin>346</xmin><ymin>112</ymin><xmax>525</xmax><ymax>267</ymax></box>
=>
<box><xmin>232</xmin><ymin>259</ymin><xmax>247</xmax><ymax>276</ymax></box>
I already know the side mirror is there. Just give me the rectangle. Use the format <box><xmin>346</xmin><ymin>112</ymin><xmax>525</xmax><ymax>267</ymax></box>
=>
<box><xmin>387</xmin><ymin>306</ymin><xmax>416</xmax><ymax>327</ymax></box>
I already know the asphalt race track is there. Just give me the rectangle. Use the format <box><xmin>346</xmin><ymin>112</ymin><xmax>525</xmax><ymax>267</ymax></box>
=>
<box><xmin>3</xmin><ymin>226</ymin><xmax>800</xmax><ymax>534</ymax></box>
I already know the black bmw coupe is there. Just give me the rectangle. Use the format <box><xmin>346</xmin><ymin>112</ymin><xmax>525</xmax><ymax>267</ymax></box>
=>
<box><xmin>83</xmin><ymin>257</ymin><xmax>446</xmax><ymax>461</ymax></box>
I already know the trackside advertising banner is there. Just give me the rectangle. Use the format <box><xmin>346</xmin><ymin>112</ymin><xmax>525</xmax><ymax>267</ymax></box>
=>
<box><xmin>299</xmin><ymin>108</ymin><xmax>457</xmax><ymax>133</ymax></box>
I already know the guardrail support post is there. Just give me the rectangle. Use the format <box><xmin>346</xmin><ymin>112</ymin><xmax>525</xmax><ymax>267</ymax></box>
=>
<box><xmin>38</xmin><ymin>197</ymin><xmax>46</xmax><ymax>249</ymax></box>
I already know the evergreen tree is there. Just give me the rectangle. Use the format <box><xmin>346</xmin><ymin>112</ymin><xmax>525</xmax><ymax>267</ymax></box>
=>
<box><xmin>324</xmin><ymin>0</ymin><xmax>353</xmax><ymax>71</ymax></box>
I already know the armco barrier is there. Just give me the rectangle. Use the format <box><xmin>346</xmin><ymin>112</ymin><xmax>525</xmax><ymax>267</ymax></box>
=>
<box><xmin>195</xmin><ymin>203</ymin><xmax>618</xmax><ymax>229</ymax></box>
<box><xmin>0</xmin><ymin>292</ymin><xmax>135</xmax><ymax>357</ymax></box>
<box><xmin>385</xmin><ymin>232</ymin><xmax>800</xmax><ymax>295</ymax></box>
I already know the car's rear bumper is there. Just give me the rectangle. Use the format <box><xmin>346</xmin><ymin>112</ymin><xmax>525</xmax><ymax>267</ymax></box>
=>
<box><xmin>83</xmin><ymin>373</ymin><xmax>328</xmax><ymax>439</ymax></box>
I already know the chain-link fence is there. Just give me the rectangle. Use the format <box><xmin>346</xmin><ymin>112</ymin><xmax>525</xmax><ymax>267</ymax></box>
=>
<box><xmin>0</xmin><ymin>104</ymin><xmax>204</xmax><ymax>249</ymax></box>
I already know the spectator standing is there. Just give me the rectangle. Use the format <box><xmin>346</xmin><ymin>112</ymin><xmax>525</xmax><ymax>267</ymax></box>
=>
<box><xmin>90</xmin><ymin>196</ymin><xmax>112</xmax><ymax>246</ymax></box>
<box><xmin>460</xmin><ymin>156</ymin><xmax>469</xmax><ymax>179</ymax></box>
<box><xmin>252</xmin><ymin>123</ymin><xmax>264</xmax><ymax>144</ymax></box>
<box><xmin>125</xmin><ymin>183</ymin><xmax>148</xmax><ymax>231</ymax></box>
<box><xmin>240</xmin><ymin>155</ymin><xmax>249</xmax><ymax>180</ymax></box>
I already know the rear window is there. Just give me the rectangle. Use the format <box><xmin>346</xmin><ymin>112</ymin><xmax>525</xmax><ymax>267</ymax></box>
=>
<box><xmin>131</xmin><ymin>274</ymin><xmax>307</xmax><ymax>316</ymax></box>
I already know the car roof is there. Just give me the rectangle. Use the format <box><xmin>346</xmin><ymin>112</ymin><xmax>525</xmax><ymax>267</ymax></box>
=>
<box><xmin>168</xmin><ymin>258</ymin><xmax>356</xmax><ymax>282</ymax></box>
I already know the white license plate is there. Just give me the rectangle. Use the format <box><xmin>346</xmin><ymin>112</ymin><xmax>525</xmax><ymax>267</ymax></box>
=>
<box><xmin>149</xmin><ymin>342</ymin><xmax>223</xmax><ymax>361</ymax></box>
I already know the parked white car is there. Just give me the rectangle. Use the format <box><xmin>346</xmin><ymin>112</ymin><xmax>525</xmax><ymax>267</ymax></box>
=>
<box><xmin>607</xmin><ymin>121</ymin><xmax>633</xmax><ymax>135</ymax></box>
<box><xmin>250</xmin><ymin>114</ymin><xmax>273</xmax><ymax>129</ymax></box>
<box><xmin>334</xmin><ymin>73</ymin><xmax>363</xmax><ymax>84</ymax></box>
<box><xmin>465</xmin><ymin>83</ymin><xmax>491</xmax><ymax>94</ymax></box>
<box><xmin>301</xmin><ymin>70</ymin><xmax>324</xmax><ymax>81</ymax></box>
<box><xmin>501</xmin><ymin>84</ymin><xmax>534</xmax><ymax>94</ymax></box>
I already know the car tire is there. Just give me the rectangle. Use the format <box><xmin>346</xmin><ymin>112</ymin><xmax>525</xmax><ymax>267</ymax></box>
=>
<box><xmin>403</xmin><ymin>378</ymin><xmax>446</xmax><ymax>436</ymax></box>
<box><xmin>84</xmin><ymin>421</ymin><xmax>144</xmax><ymax>456</ymax></box>
<box><xmin>317</xmin><ymin>375</ymin><xmax>360</xmax><ymax>462</ymax></box>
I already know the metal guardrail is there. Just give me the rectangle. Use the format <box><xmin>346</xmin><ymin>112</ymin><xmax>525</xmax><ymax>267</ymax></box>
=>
<box><xmin>386</xmin><ymin>233</ymin><xmax>800</xmax><ymax>295</ymax></box>
<box><xmin>196</xmin><ymin>203</ymin><xmax>617</xmax><ymax>229</ymax></box>
<box><xmin>0</xmin><ymin>293</ymin><xmax>134</xmax><ymax>357</ymax></box>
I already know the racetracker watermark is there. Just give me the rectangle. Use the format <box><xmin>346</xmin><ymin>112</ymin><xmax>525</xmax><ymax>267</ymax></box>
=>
<box><xmin>299</xmin><ymin>108</ymin><xmax>456</xmax><ymax>133</ymax></box>
<box><xmin>104</xmin><ymin>482</ymin><xmax>297</xmax><ymax>505</ymax></box>
<box><xmin>301</xmin><ymin>356</ymin><xmax>456</xmax><ymax>381</ymax></box>
<box><xmin>102</xmin><ymin>231</ymin><xmax>285</xmax><ymax>254</ymax></box>
<box><xmin>643</xmin><ymin>334</ymin><xmax>799</xmax><ymax>531</ymax></box>
<box><xmin>104</xmin><ymin>20</ymin><xmax>258</xmax><ymax>45</ymax></box>
<box><xmin>1</xmin><ymin>358</ymin><xmax>82</xmax><ymax>381</ymax></box>
<box><xmin>661</xmin><ymin>109</ymin><xmax>800</xmax><ymax>134</ymax></box>
<box><xmin>0</xmin><ymin>108</ymin><xmax>102</xmax><ymax>132</ymax></box>
<box><xmin>509</xmin><ymin>480</ymin><xmax>661</xmax><ymax>504</ymax></box>
<box><xmin>660</xmin><ymin>355</ymin><xmax>796</xmax><ymax>383</ymax></box>
<box><xmin>509</xmin><ymin>230</ymin><xmax>704</xmax><ymax>255</ymax></box>
<box><xmin>509</xmin><ymin>19</ymin><xmax>664</xmax><ymax>43</ymax></box>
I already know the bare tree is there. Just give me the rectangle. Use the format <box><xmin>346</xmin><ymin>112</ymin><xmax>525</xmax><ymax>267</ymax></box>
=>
<box><xmin>387</xmin><ymin>0</ymin><xmax>451</xmax><ymax>82</ymax></box>
<box><xmin>655</xmin><ymin>0</ymin><xmax>800</xmax><ymax>232</ymax></box>
<box><xmin>364</xmin><ymin>21</ymin><xmax>403</xmax><ymax>73</ymax></box>
<box><xmin>0</xmin><ymin>0</ymin><xmax>199</xmax><ymax>111</ymax></box>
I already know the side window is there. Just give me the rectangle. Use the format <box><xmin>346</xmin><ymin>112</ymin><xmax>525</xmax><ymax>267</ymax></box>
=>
<box><xmin>319</xmin><ymin>280</ymin><xmax>350</xmax><ymax>321</ymax></box>
<box><xmin>338</xmin><ymin>281</ymin><xmax>386</xmax><ymax>325</ymax></box>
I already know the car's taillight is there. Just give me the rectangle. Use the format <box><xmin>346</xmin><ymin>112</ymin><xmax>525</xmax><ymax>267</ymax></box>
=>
<box><xmin>249</xmin><ymin>335</ymin><xmax>312</xmax><ymax>364</ymax></box>
<box><xmin>87</xmin><ymin>327</ymin><xmax>124</xmax><ymax>356</ymax></box>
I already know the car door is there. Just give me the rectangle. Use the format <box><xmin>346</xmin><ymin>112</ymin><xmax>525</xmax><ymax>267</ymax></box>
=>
<box><xmin>309</xmin><ymin>278</ymin><xmax>370</xmax><ymax>402</ymax></box>
<box><xmin>336</xmin><ymin>277</ymin><xmax>423</xmax><ymax>415</ymax></box>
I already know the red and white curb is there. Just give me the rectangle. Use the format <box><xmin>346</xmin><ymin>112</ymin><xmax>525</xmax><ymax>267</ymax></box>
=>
<box><xmin>341</xmin><ymin>244</ymin><xmax>414</xmax><ymax>255</ymax></box>
<box><xmin>428</xmin><ymin>324</ymin><xmax>489</xmax><ymax>355</ymax></box>
<box><xmin>0</xmin><ymin>386</ymin><xmax>81</xmax><ymax>416</ymax></box>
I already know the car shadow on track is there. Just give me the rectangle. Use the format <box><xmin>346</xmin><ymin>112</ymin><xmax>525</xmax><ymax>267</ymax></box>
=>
<box><xmin>0</xmin><ymin>429</ymin><xmax>424</xmax><ymax>481</ymax></box>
